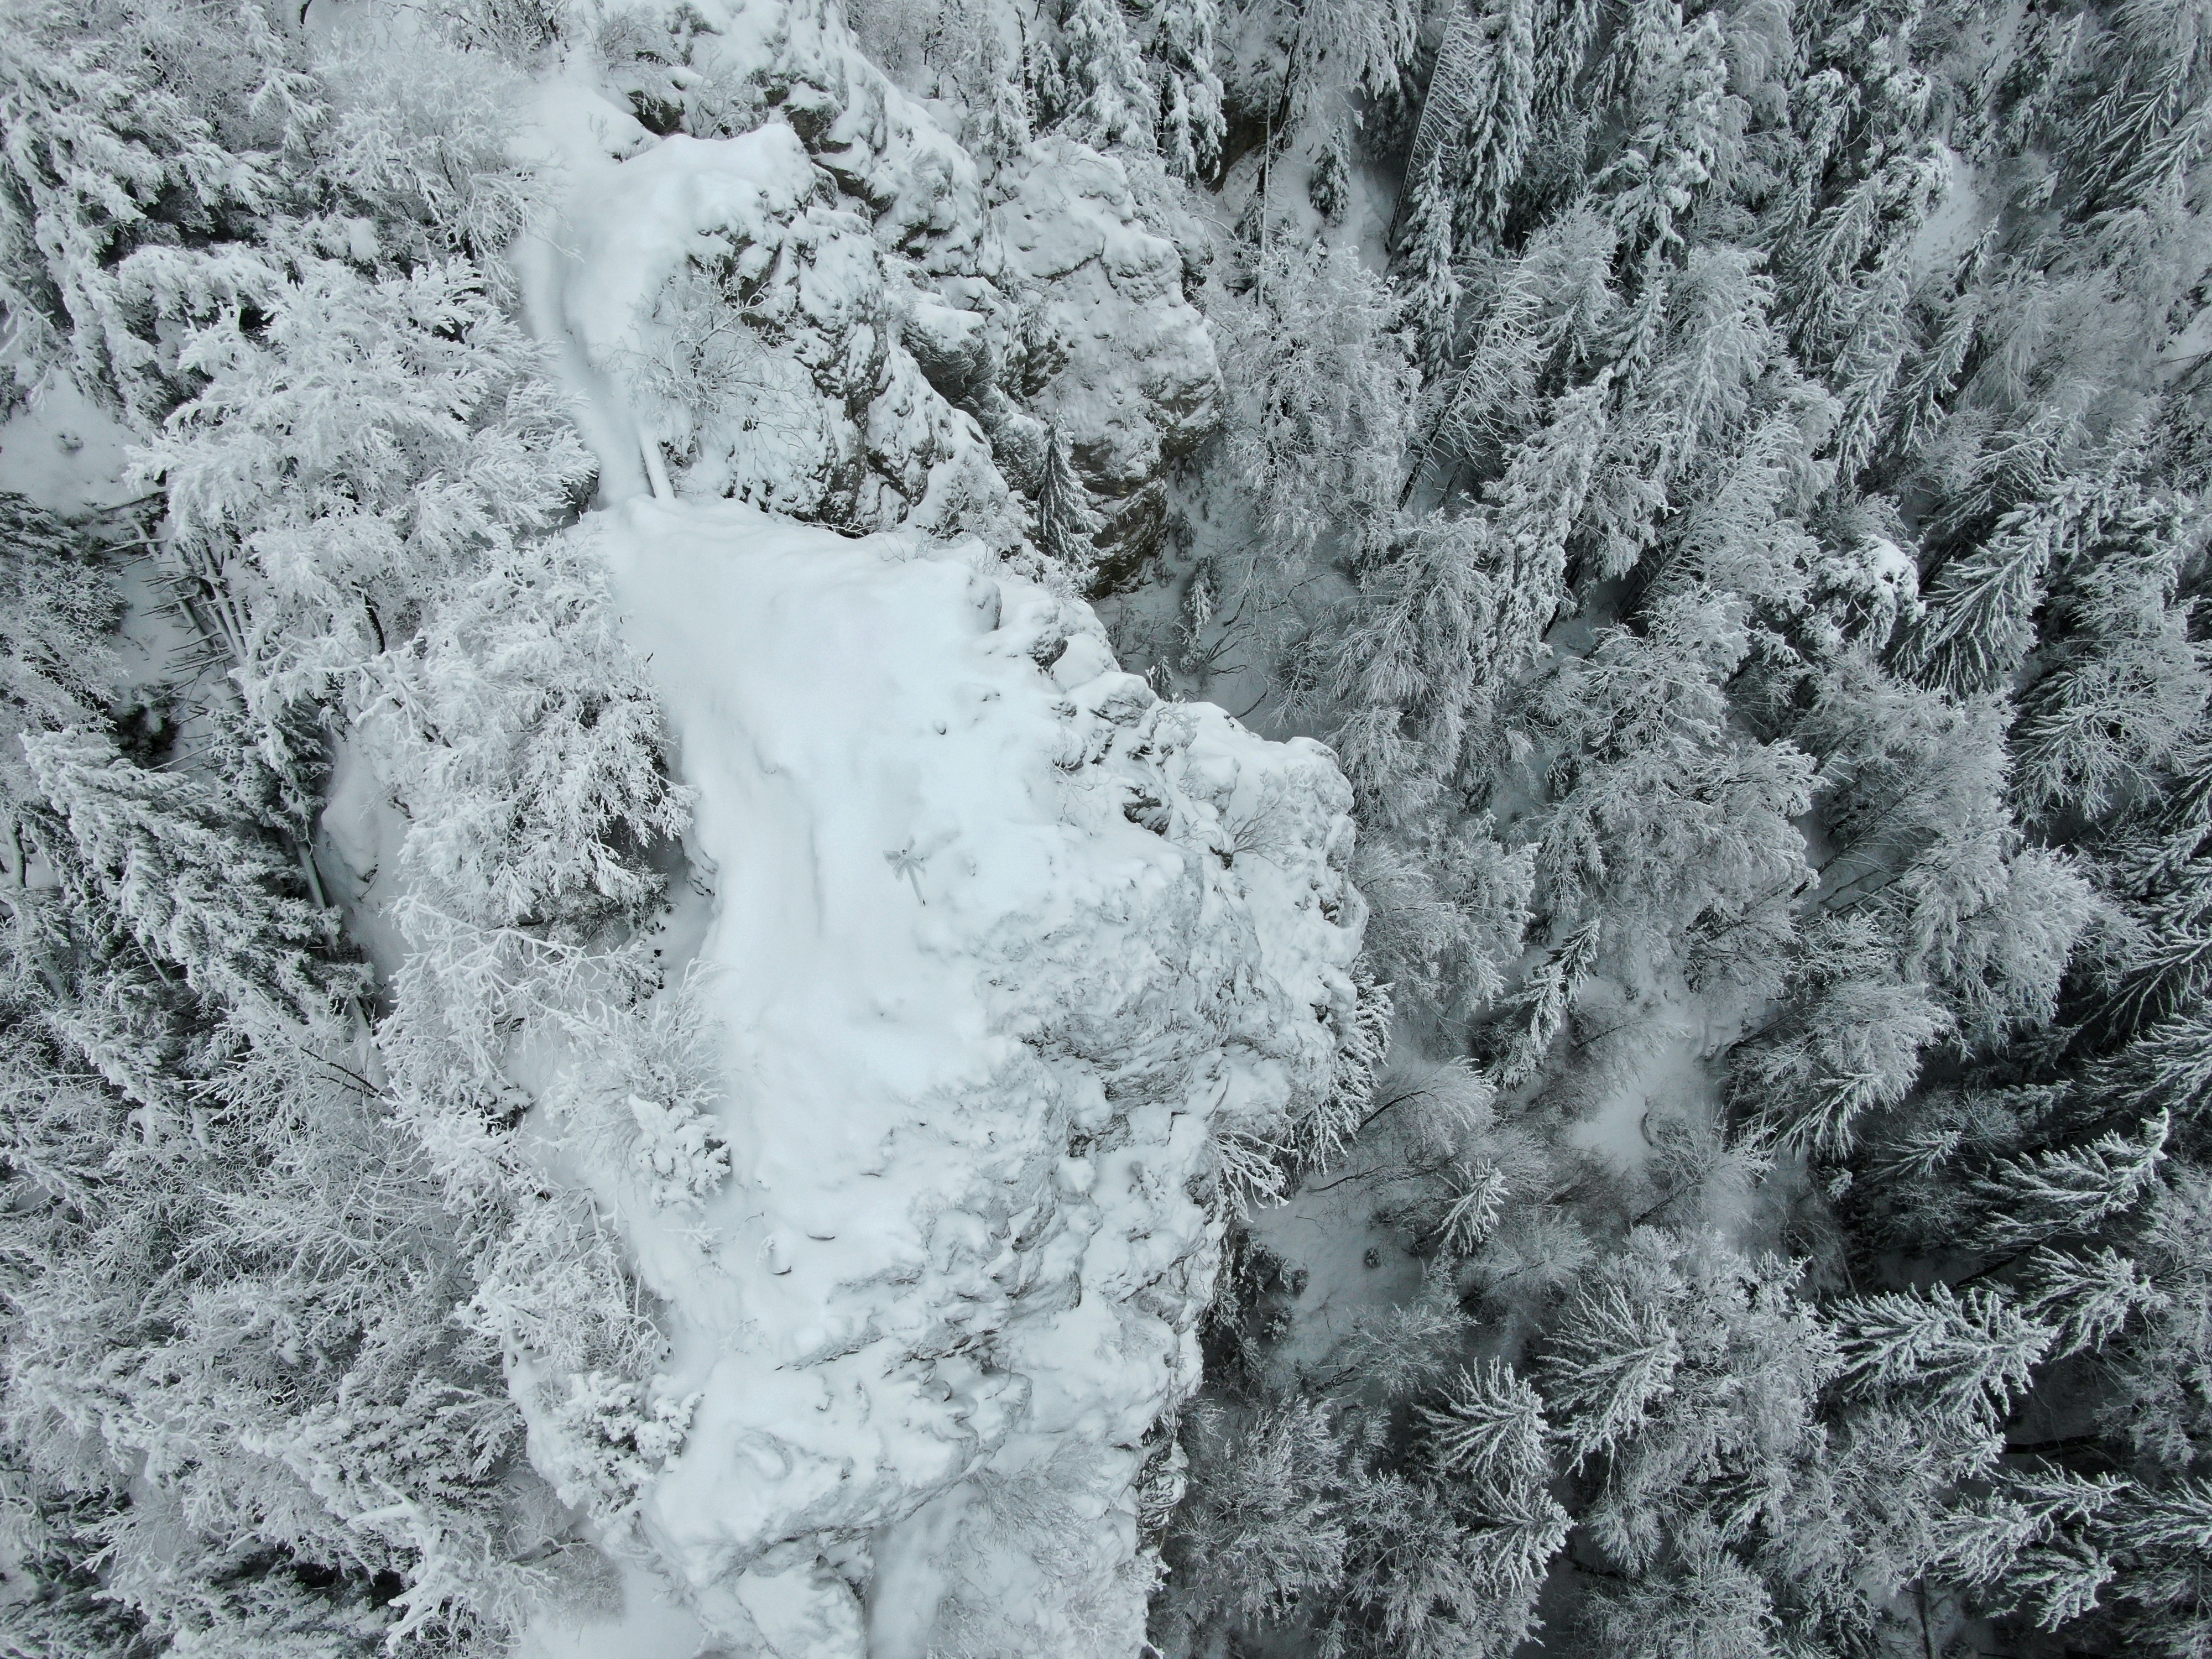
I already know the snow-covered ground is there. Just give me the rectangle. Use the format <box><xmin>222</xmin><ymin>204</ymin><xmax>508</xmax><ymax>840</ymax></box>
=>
<box><xmin>503</xmin><ymin>498</ymin><xmax>1361</xmax><ymax>1653</ymax></box>
<box><xmin>0</xmin><ymin>380</ymin><xmax>135</xmax><ymax>514</ymax></box>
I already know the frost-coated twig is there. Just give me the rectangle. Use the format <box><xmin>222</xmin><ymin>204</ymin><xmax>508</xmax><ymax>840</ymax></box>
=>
<box><xmin>885</xmin><ymin>841</ymin><xmax>929</xmax><ymax>904</ymax></box>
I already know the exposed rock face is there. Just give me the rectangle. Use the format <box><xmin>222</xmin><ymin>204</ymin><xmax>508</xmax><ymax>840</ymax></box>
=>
<box><xmin>543</xmin><ymin>122</ymin><xmax>1022</xmax><ymax>549</ymax></box>
<box><xmin>988</xmin><ymin>138</ymin><xmax>1220</xmax><ymax>587</ymax></box>
<box><xmin>567</xmin><ymin>499</ymin><xmax>1361</xmax><ymax>1654</ymax></box>
<box><xmin>546</xmin><ymin>0</ymin><xmax>1220</xmax><ymax>584</ymax></box>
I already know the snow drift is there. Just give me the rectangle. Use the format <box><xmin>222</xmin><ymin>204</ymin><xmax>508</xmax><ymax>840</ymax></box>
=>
<box><xmin>547</xmin><ymin>499</ymin><xmax>1361</xmax><ymax>1653</ymax></box>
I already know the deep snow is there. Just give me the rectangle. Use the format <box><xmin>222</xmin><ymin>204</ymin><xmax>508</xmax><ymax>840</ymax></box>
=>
<box><xmin>515</xmin><ymin>498</ymin><xmax>1363</xmax><ymax>1653</ymax></box>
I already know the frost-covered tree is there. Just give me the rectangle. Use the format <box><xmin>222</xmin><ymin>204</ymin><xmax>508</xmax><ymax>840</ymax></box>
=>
<box><xmin>1217</xmin><ymin>242</ymin><xmax>1418</xmax><ymax>562</ymax></box>
<box><xmin>1417</xmin><ymin>1358</ymin><xmax>1551</xmax><ymax>1492</ymax></box>
<box><xmin>1352</xmin><ymin>818</ymin><xmax>1531</xmax><ymax>1031</ymax></box>
<box><xmin>1527</xmin><ymin>587</ymin><xmax>1815</xmax><ymax>964</ymax></box>
<box><xmin>1897</xmin><ymin>449</ymin><xmax>2153</xmax><ymax>698</ymax></box>
<box><xmin>2011</xmin><ymin>494</ymin><xmax>2209</xmax><ymax>823</ymax></box>
<box><xmin>1798</xmin><ymin>658</ymin><xmax>2012</xmax><ymax>874</ymax></box>
<box><xmin>0</xmin><ymin>0</ymin><xmax>296</xmax><ymax>417</ymax></box>
<box><xmin>1034</xmin><ymin>425</ymin><xmax>1103</xmax><ymax>577</ymax></box>
<box><xmin>1330</xmin><ymin>510</ymin><xmax>1501</xmax><ymax>820</ymax></box>
<box><xmin>1603</xmin><ymin>252</ymin><xmax>1793</xmax><ymax>575</ymax></box>
<box><xmin>1396</xmin><ymin>148</ymin><xmax>1461</xmax><ymax>375</ymax></box>
<box><xmin>1832</xmin><ymin>1282</ymin><xmax>2054</xmax><ymax>1430</ymax></box>
<box><xmin>1324</xmin><ymin>1462</ymin><xmax>1554</xmax><ymax>1659</ymax></box>
<box><xmin>1731</xmin><ymin>916</ymin><xmax>1953</xmax><ymax>1156</ymax></box>
<box><xmin>1147</xmin><ymin>0</ymin><xmax>1225</xmax><ymax>178</ymax></box>
<box><xmin>143</xmin><ymin>257</ymin><xmax>594</xmax><ymax>744</ymax></box>
<box><xmin>1546</xmin><ymin>1235</ymin><xmax>1837</xmax><ymax>1551</ymax></box>
<box><xmin>0</xmin><ymin>497</ymin><xmax>121</xmax><ymax>825</ymax></box>
<box><xmin>1971</xmin><ymin>1112</ymin><xmax>2172</xmax><ymax>1254</ymax></box>
<box><xmin>2102</xmin><ymin>1166</ymin><xmax>2212</xmax><ymax>1468</ymax></box>
<box><xmin>1153</xmin><ymin>1396</ymin><xmax>1351</xmax><ymax>1645</ymax></box>
<box><xmin>1434</xmin><ymin>0</ymin><xmax>1537</xmax><ymax>254</ymax></box>
<box><xmin>1585</xmin><ymin>1542</ymin><xmax>1780</xmax><ymax>1659</ymax></box>
<box><xmin>1057</xmin><ymin>0</ymin><xmax>1154</xmax><ymax>152</ymax></box>
<box><xmin>1540</xmin><ymin>1257</ymin><xmax>1684</xmax><ymax>1470</ymax></box>
<box><xmin>23</xmin><ymin>731</ymin><xmax>331</xmax><ymax>1022</ymax></box>
<box><xmin>1485</xmin><ymin>916</ymin><xmax>1599</xmax><ymax>1084</ymax></box>
<box><xmin>1406</xmin><ymin>0</ymin><xmax>1477</xmax><ymax>179</ymax></box>
<box><xmin>307</xmin><ymin>32</ymin><xmax>542</xmax><ymax>271</ymax></box>
<box><xmin>1592</xmin><ymin>11</ymin><xmax>1730</xmax><ymax>275</ymax></box>
<box><xmin>1446</xmin><ymin>215</ymin><xmax>1614</xmax><ymax>440</ymax></box>
<box><xmin>1235</xmin><ymin>0</ymin><xmax>1416</xmax><ymax>160</ymax></box>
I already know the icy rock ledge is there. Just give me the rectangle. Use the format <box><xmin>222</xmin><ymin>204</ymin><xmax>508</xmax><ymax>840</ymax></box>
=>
<box><xmin>578</xmin><ymin>501</ymin><xmax>1362</xmax><ymax>1655</ymax></box>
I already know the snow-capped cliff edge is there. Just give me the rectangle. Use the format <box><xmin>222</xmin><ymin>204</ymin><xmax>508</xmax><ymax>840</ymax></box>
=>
<box><xmin>516</xmin><ymin>0</ymin><xmax>1220</xmax><ymax>585</ymax></box>
<box><xmin>550</xmin><ymin>499</ymin><xmax>1360</xmax><ymax>1654</ymax></box>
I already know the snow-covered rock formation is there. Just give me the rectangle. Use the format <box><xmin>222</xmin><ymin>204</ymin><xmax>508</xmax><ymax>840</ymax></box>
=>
<box><xmin>985</xmin><ymin>139</ymin><xmax>1220</xmax><ymax>583</ymax></box>
<box><xmin>534</xmin><ymin>500</ymin><xmax>1360</xmax><ymax>1653</ymax></box>
<box><xmin>541</xmin><ymin>119</ymin><xmax>1022</xmax><ymax>545</ymax></box>
<box><xmin>524</xmin><ymin>0</ymin><xmax>1218</xmax><ymax>583</ymax></box>
<box><xmin>498</xmin><ymin>7</ymin><xmax>1342</xmax><ymax>1642</ymax></box>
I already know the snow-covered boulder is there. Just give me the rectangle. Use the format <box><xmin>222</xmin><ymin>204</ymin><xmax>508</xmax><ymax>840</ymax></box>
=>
<box><xmin>562</xmin><ymin>499</ymin><xmax>1360</xmax><ymax>1653</ymax></box>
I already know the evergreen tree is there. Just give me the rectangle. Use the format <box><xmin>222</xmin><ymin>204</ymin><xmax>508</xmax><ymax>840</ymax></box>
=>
<box><xmin>363</xmin><ymin>532</ymin><xmax>689</xmax><ymax>934</ymax></box>
<box><xmin>1248</xmin><ymin>0</ymin><xmax>1417</xmax><ymax>149</ymax></box>
<box><xmin>1330</xmin><ymin>511</ymin><xmax>1498</xmax><ymax>822</ymax></box>
<box><xmin>1351</xmin><ymin>819</ymin><xmax>1532</xmax><ymax>1031</ymax></box>
<box><xmin>1406</xmin><ymin>0</ymin><xmax>1485</xmax><ymax>185</ymax></box>
<box><xmin>1832</xmin><ymin>1282</ymin><xmax>2054</xmax><ymax>1429</ymax></box>
<box><xmin>1591</xmin><ymin>11</ymin><xmax>1730</xmax><ymax>275</ymax></box>
<box><xmin>1481</xmin><ymin>368</ymin><xmax>1612</xmax><ymax>662</ymax></box>
<box><xmin>1153</xmin><ymin>1396</ymin><xmax>1351</xmax><ymax>1645</ymax></box>
<box><xmin>1148</xmin><ymin>0</ymin><xmax>1224</xmax><ymax>179</ymax></box>
<box><xmin>1058</xmin><ymin>0</ymin><xmax>1153</xmax><ymax>152</ymax></box>
<box><xmin>22</xmin><ymin>731</ymin><xmax>330</xmax><ymax>1023</ymax></box>
<box><xmin>1530</xmin><ymin>0</ymin><xmax>1601</xmax><ymax>134</ymax></box>
<box><xmin>1585</xmin><ymin>1543</ymin><xmax>1781</xmax><ymax>1659</ymax></box>
<box><xmin>1327</xmin><ymin>1465</ymin><xmax>1540</xmax><ymax>1659</ymax></box>
<box><xmin>1898</xmin><ymin>449</ymin><xmax>2149</xmax><ymax>698</ymax></box>
<box><xmin>0</xmin><ymin>497</ymin><xmax>118</xmax><ymax>735</ymax></box>
<box><xmin>1443</xmin><ymin>0</ymin><xmax>1538</xmax><ymax>255</ymax></box>
<box><xmin>1527</xmin><ymin>587</ymin><xmax>1815</xmax><ymax>967</ymax></box>
<box><xmin>1541</xmin><ymin>1259</ymin><xmax>1684</xmax><ymax>1469</ymax></box>
<box><xmin>1218</xmin><ymin>242</ymin><xmax>1419</xmax><ymax>562</ymax></box>
<box><xmin>1414</xmin><ymin>210</ymin><xmax>1620</xmax><ymax>515</ymax></box>
<box><xmin>1488</xmin><ymin>916</ymin><xmax>1600</xmax><ymax>1084</ymax></box>
<box><xmin>1971</xmin><ymin>1113</ymin><xmax>2172</xmax><ymax>1254</ymax></box>
<box><xmin>2011</xmin><ymin>494</ymin><xmax>2209</xmax><ymax>823</ymax></box>
<box><xmin>129</xmin><ymin>250</ymin><xmax>594</xmax><ymax>864</ymax></box>
<box><xmin>1397</xmin><ymin>148</ymin><xmax>1462</xmax><ymax>375</ymax></box>
<box><xmin>0</xmin><ymin>495</ymin><xmax>122</xmax><ymax>832</ymax></box>
<box><xmin>1034</xmin><ymin>425</ymin><xmax>1102</xmax><ymax>577</ymax></box>
<box><xmin>0</xmin><ymin>0</ymin><xmax>296</xmax><ymax>418</ymax></box>
<box><xmin>1731</xmin><ymin>916</ymin><xmax>1953</xmax><ymax>1156</ymax></box>
<box><xmin>2025</xmin><ymin>1244</ymin><xmax>2167</xmax><ymax>1359</ymax></box>
<box><xmin>1417</xmin><ymin>1359</ymin><xmax>1551</xmax><ymax>1491</ymax></box>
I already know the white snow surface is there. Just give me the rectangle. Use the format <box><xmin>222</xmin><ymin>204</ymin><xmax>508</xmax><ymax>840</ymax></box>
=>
<box><xmin>563</xmin><ymin>499</ymin><xmax>1361</xmax><ymax>1653</ymax></box>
